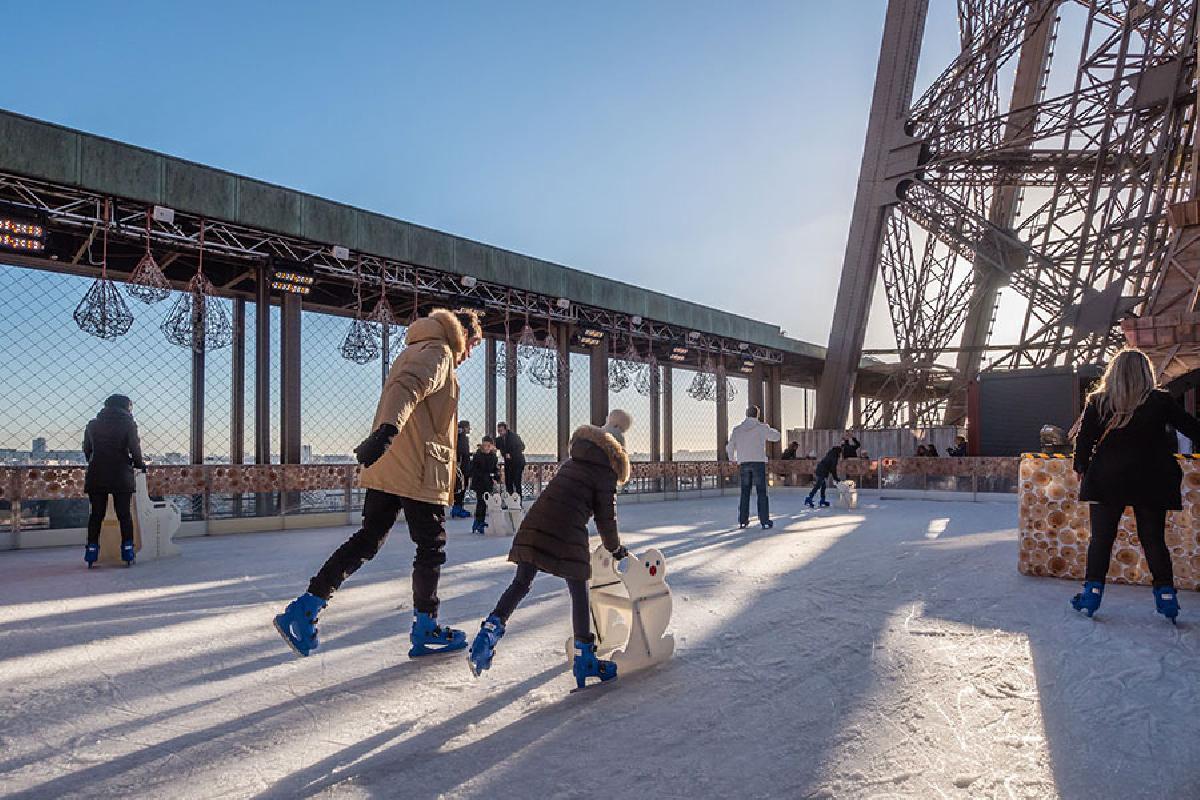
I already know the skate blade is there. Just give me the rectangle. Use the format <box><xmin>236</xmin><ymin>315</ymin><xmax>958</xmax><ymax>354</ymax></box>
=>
<box><xmin>569</xmin><ymin>677</ymin><xmax>618</xmax><ymax>695</ymax></box>
<box><xmin>273</xmin><ymin>616</ymin><xmax>310</xmax><ymax>658</ymax></box>
<box><xmin>409</xmin><ymin>640</ymin><xmax>468</xmax><ymax>658</ymax></box>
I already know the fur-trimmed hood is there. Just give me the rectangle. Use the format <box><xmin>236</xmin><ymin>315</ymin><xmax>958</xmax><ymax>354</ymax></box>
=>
<box><xmin>406</xmin><ymin>308</ymin><xmax>468</xmax><ymax>355</ymax></box>
<box><xmin>569</xmin><ymin>424</ymin><xmax>631</xmax><ymax>485</ymax></box>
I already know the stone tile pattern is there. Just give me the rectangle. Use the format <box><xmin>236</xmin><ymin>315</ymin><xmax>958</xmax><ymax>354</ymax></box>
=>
<box><xmin>1018</xmin><ymin>454</ymin><xmax>1200</xmax><ymax>590</ymax></box>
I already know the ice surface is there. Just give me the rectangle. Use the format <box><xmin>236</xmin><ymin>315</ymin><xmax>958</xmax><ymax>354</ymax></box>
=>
<box><xmin>2</xmin><ymin>491</ymin><xmax>1198</xmax><ymax>799</ymax></box>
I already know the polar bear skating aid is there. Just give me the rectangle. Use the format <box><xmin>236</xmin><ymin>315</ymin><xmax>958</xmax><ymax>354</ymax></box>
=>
<box><xmin>483</xmin><ymin>492</ymin><xmax>514</xmax><ymax>536</ymax></box>
<box><xmin>835</xmin><ymin>479</ymin><xmax>858</xmax><ymax>510</ymax></box>
<box><xmin>567</xmin><ymin>545</ymin><xmax>674</xmax><ymax>674</ymax></box>
<box><xmin>502</xmin><ymin>491</ymin><xmax>524</xmax><ymax>533</ymax></box>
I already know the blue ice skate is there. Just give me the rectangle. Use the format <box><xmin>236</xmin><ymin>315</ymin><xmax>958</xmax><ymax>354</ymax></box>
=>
<box><xmin>120</xmin><ymin>541</ymin><xmax>136</xmax><ymax>566</ymax></box>
<box><xmin>450</xmin><ymin>505</ymin><xmax>471</xmax><ymax>518</ymax></box>
<box><xmin>818</xmin><ymin>500</ymin><xmax>831</xmax><ymax>508</ymax></box>
<box><xmin>84</xmin><ymin>543</ymin><xmax>99</xmax><ymax>568</ymax></box>
<box><xmin>571</xmin><ymin>638</ymin><xmax>617</xmax><ymax>691</ymax></box>
<box><xmin>409</xmin><ymin>611</ymin><xmax>467</xmax><ymax>657</ymax></box>
<box><xmin>472</xmin><ymin>520</ymin><xmax>486</xmax><ymax>535</ymax></box>
<box><xmin>467</xmin><ymin>615</ymin><xmax>506</xmax><ymax>676</ymax></box>
<box><xmin>1070</xmin><ymin>581</ymin><xmax>1104</xmax><ymax>617</ymax></box>
<box><xmin>274</xmin><ymin>592</ymin><xmax>326</xmax><ymax>657</ymax></box>
<box><xmin>1154</xmin><ymin>586</ymin><xmax>1180</xmax><ymax>625</ymax></box>
<box><xmin>804</xmin><ymin>497</ymin><xmax>815</xmax><ymax>509</ymax></box>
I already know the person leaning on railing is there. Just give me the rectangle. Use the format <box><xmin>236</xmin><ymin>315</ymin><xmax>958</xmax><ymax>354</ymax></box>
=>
<box><xmin>82</xmin><ymin>393</ymin><xmax>146</xmax><ymax>568</ymax></box>
<box><xmin>1069</xmin><ymin>346</ymin><xmax>1200</xmax><ymax>623</ymax></box>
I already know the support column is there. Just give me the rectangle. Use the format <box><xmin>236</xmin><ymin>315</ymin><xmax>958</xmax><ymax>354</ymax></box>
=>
<box><xmin>765</xmin><ymin>365</ymin><xmax>783</xmax><ymax>458</ymax></box>
<box><xmin>852</xmin><ymin>394</ymin><xmax>862</xmax><ymax>430</ymax></box>
<box><xmin>814</xmin><ymin>0</ymin><xmax>928</xmax><ymax>429</ymax></box>
<box><xmin>748</xmin><ymin>365</ymin><xmax>765</xmax><ymax>417</ymax></box>
<box><xmin>505</xmin><ymin>337</ymin><xmax>518</xmax><ymax>431</ymax></box>
<box><xmin>486</xmin><ymin>338</ymin><xmax>498</xmax><ymax>435</ymax></box>
<box><xmin>649</xmin><ymin>363</ymin><xmax>662</xmax><ymax>461</ymax></box>
<box><xmin>254</xmin><ymin>270</ymin><xmax>271</xmax><ymax>466</ymax></box>
<box><xmin>716</xmin><ymin>367</ymin><xmax>730</xmax><ymax>462</ymax></box>
<box><xmin>589</xmin><ymin>340</ymin><xmax>608</xmax><ymax>425</ymax></box>
<box><xmin>662</xmin><ymin>364</ymin><xmax>674</xmax><ymax>461</ymax></box>
<box><xmin>280</xmin><ymin>292</ymin><xmax>302</xmax><ymax>465</ymax></box>
<box><xmin>380</xmin><ymin>322</ymin><xmax>391</xmax><ymax>389</ymax></box>
<box><xmin>231</xmin><ymin>299</ymin><xmax>245</xmax><ymax>465</ymax></box>
<box><xmin>190</xmin><ymin>335</ymin><xmax>205</xmax><ymax>465</ymax></box>
<box><xmin>556</xmin><ymin>324</ymin><xmax>571</xmax><ymax>461</ymax></box>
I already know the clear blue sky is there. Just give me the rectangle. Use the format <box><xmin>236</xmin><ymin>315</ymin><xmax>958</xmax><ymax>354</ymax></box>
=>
<box><xmin>0</xmin><ymin>0</ymin><xmax>967</xmax><ymax>346</ymax></box>
<box><xmin>0</xmin><ymin>1</ymin><xmax>965</xmax><ymax>456</ymax></box>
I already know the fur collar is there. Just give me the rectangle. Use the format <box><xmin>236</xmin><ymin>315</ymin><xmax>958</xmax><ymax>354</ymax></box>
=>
<box><xmin>570</xmin><ymin>424</ymin><xmax>631</xmax><ymax>485</ymax></box>
<box><xmin>407</xmin><ymin>308</ymin><xmax>467</xmax><ymax>355</ymax></box>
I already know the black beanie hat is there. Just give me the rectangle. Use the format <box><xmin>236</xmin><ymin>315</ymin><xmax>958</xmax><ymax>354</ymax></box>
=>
<box><xmin>104</xmin><ymin>394</ymin><xmax>132</xmax><ymax>411</ymax></box>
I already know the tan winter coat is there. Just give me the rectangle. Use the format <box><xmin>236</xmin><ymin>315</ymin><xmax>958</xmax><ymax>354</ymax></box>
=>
<box><xmin>358</xmin><ymin>309</ymin><xmax>466</xmax><ymax>505</ymax></box>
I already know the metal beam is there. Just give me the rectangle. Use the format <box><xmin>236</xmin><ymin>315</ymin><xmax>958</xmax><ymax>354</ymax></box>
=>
<box><xmin>766</xmin><ymin>365</ymin><xmax>783</xmax><ymax>458</ymax></box>
<box><xmin>662</xmin><ymin>364</ymin><xmax>674</xmax><ymax>461</ymax></box>
<box><xmin>815</xmin><ymin>0</ymin><xmax>929</xmax><ymax>429</ymax></box>
<box><xmin>190</xmin><ymin>342</ymin><xmax>204</xmax><ymax>465</ymax></box>
<box><xmin>504</xmin><ymin>338</ymin><xmax>517</xmax><ymax>433</ymax></box>
<box><xmin>590</xmin><ymin>340</ymin><xmax>608</xmax><ymax>426</ymax></box>
<box><xmin>716</xmin><ymin>370</ymin><xmax>730</xmax><ymax>462</ymax></box>
<box><xmin>485</xmin><ymin>337</ymin><xmax>498</xmax><ymax>435</ymax></box>
<box><xmin>254</xmin><ymin>269</ymin><xmax>271</xmax><ymax>466</ymax></box>
<box><xmin>231</xmin><ymin>298</ymin><xmax>245</xmax><ymax>465</ymax></box>
<box><xmin>280</xmin><ymin>292</ymin><xmax>302</xmax><ymax>465</ymax></box>
<box><xmin>556</xmin><ymin>323</ymin><xmax>571</xmax><ymax>461</ymax></box>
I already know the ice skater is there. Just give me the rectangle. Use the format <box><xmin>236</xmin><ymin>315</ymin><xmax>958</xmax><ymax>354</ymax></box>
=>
<box><xmin>726</xmin><ymin>404</ymin><xmax>780</xmax><ymax>529</ymax></box>
<box><xmin>468</xmin><ymin>436</ymin><xmax>501</xmax><ymax>535</ymax></box>
<box><xmin>805</xmin><ymin>446</ymin><xmax>841</xmax><ymax>509</ymax></box>
<box><xmin>450</xmin><ymin>420</ymin><xmax>473</xmax><ymax>518</ymax></box>
<box><xmin>82</xmin><ymin>394</ymin><xmax>146</xmax><ymax>567</ymax></box>
<box><xmin>274</xmin><ymin>308</ymin><xmax>483</xmax><ymax>658</ymax></box>
<box><xmin>467</xmin><ymin>409</ymin><xmax>633</xmax><ymax>691</ymax></box>
<box><xmin>1070</xmin><ymin>347</ymin><xmax>1200</xmax><ymax>623</ymax></box>
<box><xmin>496</xmin><ymin>422</ymin><xmax>526</xmax><ymax>497</ymax></box>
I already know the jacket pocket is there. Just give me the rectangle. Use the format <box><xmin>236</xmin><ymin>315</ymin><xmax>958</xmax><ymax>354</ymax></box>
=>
<box><xmin>423</xmin><ymin>442</ymin><xmax>453</xmax><ymax>493</ymax></box>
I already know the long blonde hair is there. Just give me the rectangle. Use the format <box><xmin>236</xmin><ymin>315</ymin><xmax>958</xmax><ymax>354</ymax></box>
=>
<box><xmin>1073</xmin><ymin>348</ymin><xmax>1156</xmax><ymax>438</ymax></box>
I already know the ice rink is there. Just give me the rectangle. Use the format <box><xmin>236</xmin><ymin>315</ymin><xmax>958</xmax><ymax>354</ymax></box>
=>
<box><xmin>2</xmin><ymin>492</ymin><xmax>1198</xmax><ymax>799</ymax></box>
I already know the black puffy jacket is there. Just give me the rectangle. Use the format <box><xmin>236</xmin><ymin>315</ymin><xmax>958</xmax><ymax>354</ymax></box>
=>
<box><xmin>508</xmin><ymin>425</ymin><xmax>629</xmax><ymax>581</ymax></box>
<box><xmin>83</xmin><ymin>407</ymin><xmax>146</xmax><ymax>494</ymax></box>
<box><xmin>468</xmin><ymin>449</ymin><xmax>501</xmax><ymax>494</ymax></box>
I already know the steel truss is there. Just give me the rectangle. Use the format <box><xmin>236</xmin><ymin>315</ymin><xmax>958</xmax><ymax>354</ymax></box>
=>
<box><xmin>0</xmin><ymin>172</ymin><xmax>781</xmax><ymax>367</ymax></box>
<box><xmin>856</xmin><ymin>0</ymin><xmax>1197</xmax><ymax>427</ymax></box>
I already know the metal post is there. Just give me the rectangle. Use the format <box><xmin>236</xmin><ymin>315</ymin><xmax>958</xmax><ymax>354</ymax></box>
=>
<box><xmin>254</xmin><ymin>268</ymin><xmax>271</xmax><ymax>516</ymax></box>
<box><xmin>766</xmin><ymin>366</ymin><xmax>783</xmax><ymax>458</ymax></box>
<box><xmin>505</xmin><ymin>336</ymin><xmax>518</xmax><ymax>432</ymax></box>
<box><xmin>662</xmin><ymin>364</ymin><xmax>674</xmax><ymax>461</ymax></box>
<box><xmin>649</xmin><ymin>363</ymin><xmax>662</xmax><ymax>461</ymax></box>
<box><xmin>380</xmin><ymin>322</ymin><xmax>391</xmax><ymax>389</ymax></box>
<box><xmin>716</xmin><ymin>368</ymin><xmax>729</xmax><ymax>462</ymax></box>
<box><xmin>280</xmin><ymin>292</ymin><xmax>302</xmax><ymax>466</ymax></box>
<box><xmin>556</xmin><ymin>323</ymin><xmax>571</xmax><ymax>461</ymax></box>
<box><xmin>486</xmin><ymin>337</ymin><xmax>498</xmax><ymax>435</ymax></box>
<box><xmin>852</xmin><ymin>394</ymin><xmax>862</xmax><ymax>430</ymax></box>
<box><xmin>231</xmin><ymin>298</ymin><xmax>245</xmax><ymax>517</ymax></box>
<box><xmin>814</xmin><ymin>0</ymin><xmax>929</xmax><ymax>429</ymax></box>
<box><xmin>190</xmin><ymin>340</ymin><xmax>205</xmax><ymax>466</ymax></box>
<box><xmin>590</xmin><ymin>340</ymin><xmax>608</xmax><ymax>425</ymax></box>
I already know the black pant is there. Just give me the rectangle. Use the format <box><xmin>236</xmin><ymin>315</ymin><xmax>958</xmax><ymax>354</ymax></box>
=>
<box><xmin>807</xmin><ymin>475</ymin><xmax>829</xmax><ymax>503</ymax></box>
<box><xmin>1087</xmin><ymin>502</ymin><xmax>1174</xmax><ymax>588</ymax></box>
<box><xmin>87</xmin><ymin>492</ymin><xmax>133</xmax><ymax>545</ymax></box>
<box><xmin>492</xmin><ymin>562</ymin><xmax>591</xmax><ymax>641</ymax></box>
<box><xmin>504</xmin><ymin>457</ymin><xmax>525</xmax><ymax>496</ymax></box>
<box><xmin>307</xmin><ymin>489</ymin><xmax>447</xmax><ymax>614</ymax></box>
<box><xmin>475</xmin><ymin>493</ymin><xmax>488</xmax><ymax>524</ymax></box>
<box><xmin>738</xmin><ymin>462</ymin><xmax>769</xmax><ymax>525</ymax></box>
<box><xmin>453</xmin><ymin>464</ymin><xmax>468</xmax><ymax>508</ymax></box>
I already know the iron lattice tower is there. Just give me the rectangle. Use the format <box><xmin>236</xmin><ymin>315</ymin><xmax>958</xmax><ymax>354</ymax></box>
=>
<box><xmin>815</xmin><ymin>0</ymin><xmax>1198</xmax><ymax>429</ymax></box>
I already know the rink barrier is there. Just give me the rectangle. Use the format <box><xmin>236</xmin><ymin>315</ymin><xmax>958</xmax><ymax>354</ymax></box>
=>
<box><xmin>1018</xmin><ymin>452</ymin><xmax>1200</xmax><ymax>590</ymax></box>
<box><xmin>0</xmin><ymin>457</ymin><xmax>1020</xmax><ymax>548</ymax></box>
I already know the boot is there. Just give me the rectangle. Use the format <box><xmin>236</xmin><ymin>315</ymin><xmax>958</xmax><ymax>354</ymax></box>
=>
<box><xmin>467</xmin><ymin>615</ymin><xmax>506</xmax><ymax>676</ymax></box>
<box><xmin>274</xmin><ymin>592</ymin><xmax>327</xmax><ymax>656</ymax></box>
<box><xmin>120</xmin><ymin>540</ymin><xmax>136</xmax><ymax>566</ymax></box>
<box><xmin>804</xmin><ymin>496</ymin><xmax>815</xmax><ymax>509</ymax></box>
<box><xmin>1071</xmin><ymin>581</ymin><xmax>1104</xmax><ymax>618</ymax></box>
<box><xmin>1154</xmin><ymin>586</ymin><xmax>1180</xmax><ymax>625</ymax></box>
<box><xmin>450</xmin><ymin>505</ymin><xmax>471</xmax><ymax>518</ymax></box>
<box><xmin>409</xmin><ymin>611</ymin><xmax>467</xmax><ymax>657</ymax></box>
<box><xmin>572</xmin><ymin>637</ymin><xmax>617</xmax><ymax>690</ymax></box>
<box><xmin>472</xmin><ymin>519</ymin><xmax>486</xmax><ymax>535</ymax></box>
<box><xmin>84</xmin><ymin>543</ymin><xmax>99</xmax><ymax>568</ymax></box>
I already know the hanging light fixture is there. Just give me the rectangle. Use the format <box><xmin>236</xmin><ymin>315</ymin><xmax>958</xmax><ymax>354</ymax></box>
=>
<box><xmin>392</xmin><ymin>281</ymin><xmax>420</xmax><ymax>350</ymax></box>
<box><xmin>161</xmin><ymin>219</ymin><xmax>233</xmax><ymax>352</ymax></box>
<box><xmin>527</xmin><ymin>301</ymin><xmax>565</xmax><ymax>389</ymax></box>
<box><xmin>75</xmin><ymin>199</ymin><xmax>135</xmax><ymax>340</ymax></box>
<box><xmin>125</xmin><ymin>209</ymin><xmax>171</xmax><ymax>304</ymax></box>
<box><xmin>635</xmin><ymin>350</ymin><xmax>660</xmax><ymax>398</ymax></box>
<box><xmin>340</xmin><ymin>256</ymin><xmax>380</xmax><ymax>364</ymax></box>
<box><xmin>609</xmin><ymin>333</ymin><xmax>632</xmax><ymax>393</ymax></box>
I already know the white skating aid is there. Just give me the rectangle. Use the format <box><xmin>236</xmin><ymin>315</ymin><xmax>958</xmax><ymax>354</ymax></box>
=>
<box><xmin>835</xmin><ymin>480</ymin><xmax>858</xmax><ymax>510</ymax></box>
<box><xmin>98</xmin><ymin>472</ymin><xmax>181</xmax><ymax>564</ymax></box>
<box><xmin>484</xmin><ymin>492</ymin><xmax>515</xmax><ymax>536</ymax></box>
<box><xmin>502</xmin><ymin>492</ymin><xmax>524</xmax><ymax>534</ymax></box>
<box><xmin>569</xmin><ymin>545</ymin><xmax>675</xmax><ymax>674</ymax></box>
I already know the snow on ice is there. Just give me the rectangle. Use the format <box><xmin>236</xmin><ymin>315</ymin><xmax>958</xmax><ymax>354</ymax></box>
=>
<box><xmin>1</xmin><ymin>492</ymin><xmax>1198</xmax><ymax>798</ymax></box>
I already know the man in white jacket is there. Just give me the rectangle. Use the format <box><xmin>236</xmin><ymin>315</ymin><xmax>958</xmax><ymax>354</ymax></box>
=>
<box><xmin>726</xmin><ymin>405</ymin><xmax>781</xmax><ymax>529</ymax></box>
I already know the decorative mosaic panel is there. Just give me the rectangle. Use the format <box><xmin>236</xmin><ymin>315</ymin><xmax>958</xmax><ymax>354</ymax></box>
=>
<box><xmin>1017</xmin><ymin>454</ymin><xmax>1200</xmax><ymax>590</ymax></box>
<box><xmin>19</xmin><ymin>467</ymin><xmax>86</xmax><ymax>499</ymax></box>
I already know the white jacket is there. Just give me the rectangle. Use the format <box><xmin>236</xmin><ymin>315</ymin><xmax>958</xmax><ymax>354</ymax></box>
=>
<box><xmin>725</xmin><ymin>418</ymin><xmax>781</xmax><ymax>463</ymax></box>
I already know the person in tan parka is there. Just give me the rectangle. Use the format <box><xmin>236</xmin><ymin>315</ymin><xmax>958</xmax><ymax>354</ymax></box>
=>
<box><xmin>274</xmin><ymin>307</ymin><xmax>483</xmax><ymax>659</ymax></box>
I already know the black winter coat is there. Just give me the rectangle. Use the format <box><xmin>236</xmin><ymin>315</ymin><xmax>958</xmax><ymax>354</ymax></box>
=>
<box><xmin>83</xmin><ymin>407</ymin><xmax>146</xmax><ymax>494</ymax></box>
<box><xmin>1074</xmin><ymin>389</ymin><xmax>1200</xmax><ymax>510</ymax></box>
<box><xmin>815</xmin><ymin>447</ymin><xmax>841</xmax><ymax>480</ymax></box>
<box><xmin>508</xmin><ymin>425</ymin><xmax>630</xmax><ymax>581</ymax></box>
<box><xmin>496</xmin><ymin>430</ymin><xmax>525</xmax><ymax>461</ymax></box>
<box><xmin>457</xmin><ymin>430</ymin><xmax>471</xmax><ymax>469</ymax></box>
<box><xmin>841</xmin><ymin>438</ymin><xmax>860</xmax><ymax>459</ymax></box>
<box><xmin>468</xmin><ymin>450</ymin><xmax>501</xmax><ymax>493</ymax></box>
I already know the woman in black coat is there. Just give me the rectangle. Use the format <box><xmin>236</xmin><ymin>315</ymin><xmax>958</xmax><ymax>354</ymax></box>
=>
<box><xmin>82</xmin><ymin>394</ymin><xmax>146</xmax><ymax>567</ymax></box>
<box><xmin>467</xmin><ymin>436</ymin><xmax>501</xmax><ymax>534</ymax></box>
<box><xmin>1071</xmin><ymin>348</ymin><xmax>1200</xmax><ymax>622</ymax></box>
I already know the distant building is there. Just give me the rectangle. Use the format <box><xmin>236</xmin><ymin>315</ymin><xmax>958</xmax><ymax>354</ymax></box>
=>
<box><xmin>302</xmin><ymin>445</ymin><xmax>313</xmax><ymax>464</ymax></box>
<box><xmin>32</xmin><ymin>437</ymin><xmax>46</xmax><ymax>458</ymax></box>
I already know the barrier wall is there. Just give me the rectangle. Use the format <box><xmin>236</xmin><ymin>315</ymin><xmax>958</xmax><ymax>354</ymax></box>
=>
<box><xmin>1017</xmin><ymin>454</ymin><xmax>1200</xmax><ymax>590</ymax></box>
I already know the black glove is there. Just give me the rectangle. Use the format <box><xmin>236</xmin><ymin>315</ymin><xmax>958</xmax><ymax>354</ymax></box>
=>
<box><xmin>609</xmin><ymin>545</ymin><xmax>629</xmax><ymax>561</ymax></box>
<box><xmin>354</xmin><ymin>424</ymin><xmax>398</xmax><ymax>467</ymax></box>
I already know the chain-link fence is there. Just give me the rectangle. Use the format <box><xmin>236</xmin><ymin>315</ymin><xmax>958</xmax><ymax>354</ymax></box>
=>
<box><xmin>781</xmin><ymin>384</ymin><xmax>815</xmax><ymax>450</ymax></box>
<box><xmin>670</xmin><ymin>367</ymin><xmax>717</xmax><ymax>462</ymax></box>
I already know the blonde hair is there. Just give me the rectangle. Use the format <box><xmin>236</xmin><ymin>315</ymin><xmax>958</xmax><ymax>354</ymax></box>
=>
<box><xmin>1075</xmin><ymin>348</ymin><xmax>1156</xmax><ymax>437</ymax></box>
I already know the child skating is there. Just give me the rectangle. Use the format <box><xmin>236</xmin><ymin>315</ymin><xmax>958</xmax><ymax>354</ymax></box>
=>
<box><xmin>805</xmin><ymin>446</ymin><xmax>841</xmax><ymax>508</ymax></box>
<box><xmin>467</xmin><ymin>409</ymin><xmax>633</xmax><ymax>691</ymax></box>
<box><xmin>468</xmin><ymin>436</ymin><xmax>501</xmax><ymax>534</ymax></box>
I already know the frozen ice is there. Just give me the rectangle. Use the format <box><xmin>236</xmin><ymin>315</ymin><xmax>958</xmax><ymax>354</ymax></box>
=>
<box><xmin>1</xmin><ymin>490</ymin><xmax>1198</xmax><ymax>798</ymax></box>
